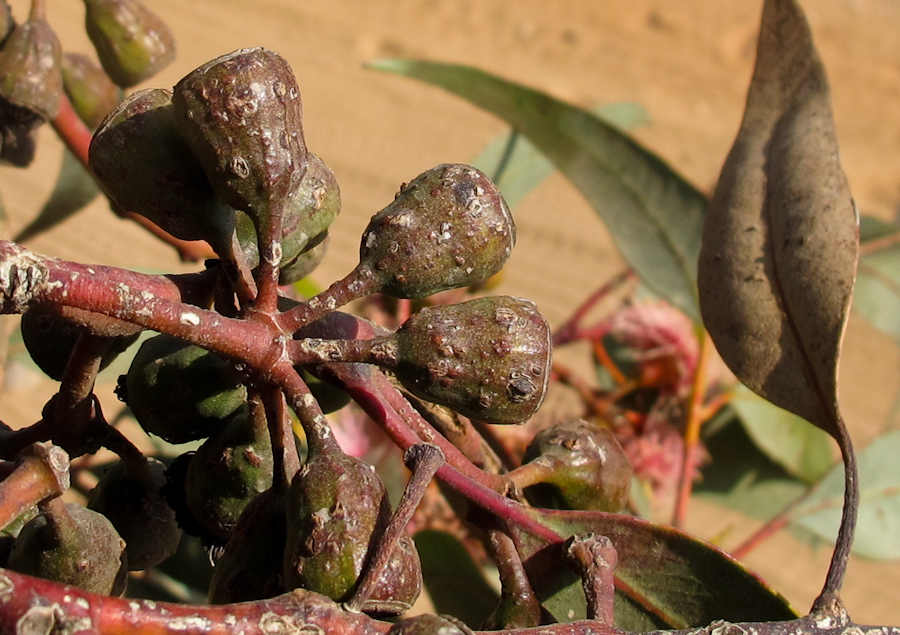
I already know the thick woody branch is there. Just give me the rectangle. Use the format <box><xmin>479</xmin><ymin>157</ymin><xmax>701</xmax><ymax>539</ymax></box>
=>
<box><xmin>0</xmin><ymin>566</ymin><xmax>894</xmax><ymax>635</ymax></box>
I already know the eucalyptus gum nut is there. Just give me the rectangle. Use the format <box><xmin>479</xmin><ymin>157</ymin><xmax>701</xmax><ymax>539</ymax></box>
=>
<box><xmin>519</xmin><ymin>419</ymin><xmax>632</xmax><ymax>513</ymax></box>
<box><xmin>283</xmin><ymin>447</ymin><xmax>391</xmax><ymax>602</ymax></box>
<box><xmin>83</xmin><ymin>0</ymin><xmax>175</xmax><ymax>88</ymax></box>
<box><xmin>87</xmin><ymin>458</ymin><xmax>181</xmax><ymax>570</ymax></box>
<box><xmin>89</xmin><ymin>88</ymin><xmax>236</xmax><ymax>253</ymax></box>
<box><xmin>7</xmin><ymin>502</ymin><xmax>127</xmax><ymax>595</ymax></box>
<box><xmin>391</xmin><ymin>296</ymin><xmax>551</xmax><ymax>424</ymax></box>
<box><xmin>235</xmin><ymin>152</ymin><xmax>340</xmax><ymax>270</ymax></box>
<box><xmin>184</xmin><ymin>409</ymin><xmax>274</xmax><ymax>541</ymax></box>
<box><xmin>125</xmin><ymin>334</ymin><xmax>248</xmax><ymax>444</ymax></box>
<box><xmin>279</xmin><ymin>234</ymin><xmax>330</xmax><ymax>285</ymax></box>
<box><xmin>388</xmin><ymin>614</ymin><xmax>471</xmax><ymax>635</ymax></box>
<box><xmin>20</xmin><ymin>304</ymin><xmax>140</xmax><ymax>382</ymax></box>
<box><xmin>208</xmin><ymin>488</ymin><xmax>287</xmax><ymax>604</ymax></box>
<box><xmin>0</xmin><ymin>17</ymin><xmax>62</xmax><ymax>124</ymax></box>
<box><xmin>61</xmin><ymin>52</ymin><xmax>122</xmax><ymax>129</ymax></box>
<box><xmin>172</xmin><ymin>47</ymin><xmax>307</xmax><ymax>226</ymax></box>
<box><xmin>359</xmin><ymin>164</ymin><xmax>515</xmax><ymax>298</ymax></box>
<box><xmin>362</xmin><ymin>531</ymin><xmax>423</xmax><ymax>615</ymax></box>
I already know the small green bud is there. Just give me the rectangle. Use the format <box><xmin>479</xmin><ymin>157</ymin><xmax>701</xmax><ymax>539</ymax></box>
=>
<box><xmin>516</xmin><ymin>419</ymin><xmax>633</xmax><ymax>513</ymax></box>
<box><xmin>123</xmin><ymin>334</ymin><xmax>248</xmax><ymax>444</ymax></box>
<box><xmin>83</xmin><ymin>0</ymin><xmax>175</xmax><ymax>88</ymax></box>
<box><xmin>61</xmin><ymin>52</ymin><xmax>122</xmax><ymax>129</ymax></box>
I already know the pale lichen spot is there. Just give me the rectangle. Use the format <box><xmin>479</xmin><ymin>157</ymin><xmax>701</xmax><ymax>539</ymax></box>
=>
<box><xmin>179</xmin><ymin>312</ymin><xmax>201</xmax><ymax>326</ymax></box>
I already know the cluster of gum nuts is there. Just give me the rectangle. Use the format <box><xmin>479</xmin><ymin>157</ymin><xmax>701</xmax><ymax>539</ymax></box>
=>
<box><xmin>5</xmin><ymin>44</ymin><xmax>560</xmax><ymax>610</ymax></box>
<box><xmin>1</xmin><ymin>8</ymin><xmax>635</xmax><ymax>619</ymax></box>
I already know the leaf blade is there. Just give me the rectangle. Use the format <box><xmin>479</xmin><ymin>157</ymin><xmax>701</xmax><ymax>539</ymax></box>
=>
<box><xmin>697</xmin><ymin>0</ymin><xmax>858</xmax><ymax>438</ymax></box>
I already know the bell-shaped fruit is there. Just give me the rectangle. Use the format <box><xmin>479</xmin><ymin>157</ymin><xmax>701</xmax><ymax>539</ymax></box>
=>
<box><xmin>0</xmin><ymin>15</ymin><xmax>62</xmax><ymax>166</ymax></box>
<box><xmin>20</xmin><ymin>304</ymin><xmax>139</xmax><ymax>382</ymax></box>
<box><xmin>514</xmin><ymin>419</ymin><xmax>633</xmax><ymax>513</ymax></box>
<box><xmin>7</xmin><ymin>499</ymin><xmax>126</xmax><ymax>594</ymax></box>
<box><xmin>61</xmin><ymin>52</ymin><xmax>122</xmax><ymax>129</ymax></box>
<box><xmin>358</xmin><ymin>164</ymin><xmax>514</xmax><ymax>298</ymax></box>
<box><xmin>207</xmin><ymin>487</ymin><xmax>286</xmax><ymax>603</ymax></box>
<box><xmin>123</xmin><ymin>334</ymin><xmax>248</xmax><ymax>444</ymax></box>
<box><xmin>88</xmin><ymin>457</ymin><xmax>181</xmax><ymax>570</ymax></box>
<box><xmin>83</xmin><ymin>0</ymin><xmax>175</xmax><ymax>88</ymax></box>
<box><xmin>183</xmin><ymin>408</ymin><xmax>273</xmax><ymax>541</ymax></box>
<box><xmin>0</xmin><ymin>16</ymin><xmax>62</xmax><ymax>123</ymax></box>
<box><xmin>388</xmin><ymin>296</ymin><xmax>550</xmax><ymax>424</ymax></box>
<box><xmin>89</xmin><ymin>88</ymin><xmax>236</xmax><ymax>254</ymax></box>
<box><xmin>172</xmin><ymin>48</ymin><xmax>306</xmax><ymax>229</ymax></box>
<box><xmin>283</xmin><ymin>441</ymin><xmax>421</xmax><ymax>613</ymax></box>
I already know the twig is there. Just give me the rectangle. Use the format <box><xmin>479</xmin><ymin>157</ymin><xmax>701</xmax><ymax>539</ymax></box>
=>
<box><xmin>672</xmin><ymin>330</ymin><xmax>711</xmax><ymax>528</ymax></box>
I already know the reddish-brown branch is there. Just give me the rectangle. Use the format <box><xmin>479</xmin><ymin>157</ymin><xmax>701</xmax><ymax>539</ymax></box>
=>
<box><xmin>553</xmin><ymin>269</ymin><xmax>634</xmax><ymax>346</ymax></box>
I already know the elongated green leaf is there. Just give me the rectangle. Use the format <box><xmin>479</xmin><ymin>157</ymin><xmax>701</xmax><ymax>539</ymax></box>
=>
<box><xmin>369</xmin><ymin>60</ymin><xmax>707</xmax><ymax>322</ymax></box>
<box><xmin>414</xmin><ymin>529</ymin><xmax>499</xmax><ymax>627</ymax></box>
<box><xmin>512</xmin><ymin>508</ymin><xmax>796</xmax><ymax>630</ymax></box>
<box><xmin>697</xmin><ymin>0</ymin><xmax>858</xmax><ymax>439</ymax></box>
<box><xmin>696</xmin><ymin>412</ymin><xmax>809</xmax><ymax>520</ymax></box>
<box><xmin>790</xmin><ymin>431</ymin><xmax>900</xmax><ymax>560</ymax></box>
<box><xmin>853</xmin><ymin>215</ymin><xmax>900</xmax><ymax>341</ymax></box>
<box><xmin>731</xmin><ymin>385</ymin><xmax>834</xmax><ymax>483</ymax></box>
<box><xmin>470</xmin><ymin>102</ymin><xmax>650</xmax><ymax>209</ymax></box>
<box><xmin>14</xmin><ymin>150</ymin><xmax>100</xmax><ymax>243</ymax></box>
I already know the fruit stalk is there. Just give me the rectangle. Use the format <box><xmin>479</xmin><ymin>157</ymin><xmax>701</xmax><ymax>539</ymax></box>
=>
<box><xmin>0</xmin><ymin>443</ymin><xmax>68</xmax><ymax>531</ymax></box>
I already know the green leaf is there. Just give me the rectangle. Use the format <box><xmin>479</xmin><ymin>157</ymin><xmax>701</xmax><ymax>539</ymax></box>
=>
<box><xmin>14</xmin><ymin>150</ymin><xmax>100</xmax><ymax>242</ymax></box>
<box><xmin>853</xmin><ymin>215</ymin><xmax>900</xmax><ymax>341</ymax></box>
<box><xmin>414</xmin><ymin>529</ymin><xmax>499</xmax><ymax>627</ymax></box>
<box><xmin>469</xmin><ymin>102</ymin><xmax>650</xmax><ymax>209</ymax></box>
<box><xmin>696</xmin><ymin>414</ymin><xmax>809</xmax><ymax>521</ymax></box>
<box><xmin>512</xmin><ymin>508</ymin><xmax>796</xmax><ymax>630</ymax></box>
<box><xmin>731</xmin><ymin>385</ymin><xmax>834</xmax><ymax>483</ymax></box>
<box><xmin>790</xmin><ymin>430</ymin><xmax>900</xmax><ymax>560</ymax></box>
<box><xmin>369</xmin><ymin>59</ymin><xmax>707</xmax><ymax>322</ymax></box>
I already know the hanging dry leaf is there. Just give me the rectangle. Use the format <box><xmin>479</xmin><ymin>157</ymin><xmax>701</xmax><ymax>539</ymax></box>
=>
<box><xmin>698</xmin><ymin>0</ymin><xmax>858</xmax><ymax>439</ymax></box>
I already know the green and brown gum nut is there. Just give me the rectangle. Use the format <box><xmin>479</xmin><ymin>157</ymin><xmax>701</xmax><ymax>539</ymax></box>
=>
<box><xmin>20</xmin><ymin>304</ymin><xmax>140</xmax><ymax>382</ymax></box>
<box><xmin>61</xmin><ymin>52</ymin><xmax>122</xmax><ymax>129</ymax></box>
<box><xmin>283</xmin><ymin>444</ymin><xmax>391</xmax><ymax>602</ymax></box>
<box><xmin>388</xmin><ymin>614</ymin><xmax>472</xmax><ymax>635</ymax></box>
<box><xmin>208</xmin><ymin>488</ymin><xmax>287</xmax><ymax>604</ymax></box>
<box><xmin>172</xmin><ymin>48</ymin><xmax>307</xmax><ymax>229</ymax></box>
<box><xmin>7</xmin><ymin>500</ymin><xmax>127</xmax><ymax>595</ymax></box>
<box><xmin>278</xmin><ymin>233</ymin><xmax>330</xmax><ymax>285</ymax></box>
<box><xmin>519</xmin><ymin>419</ymin><xmax>633</xmax><ymax>513</ymax></box>
<box><xmin>83</xmin><ymin>0</ymin><xmax>175</xmax><ymax>88</ymax></box>
<box><xmin>124</xmin><ymin>334</ymin><xmax>248</xmax><ymax>444</ymax></box>
<box><xmin>87</xmin><ymin>457</ymin><xmax>181</xmax><ymax>570</ymax></box>
<box><xmin>184</xmin><ymin>408</ymin><xmax>274</xmax><ymax>541</ymax></box>
<box><xmin>0</xmin><ymin>16</ymin><xmax>62</xmax><ymax>125</ymax></box>
<box><xmin>359</xmin><ymin>164</ymin><xmax>515</xmax><ymax>299</ymax></box>
<box><xmin>388</xmin><ymin>296</ymin><xmax>551</xmax><ymax>424</ymax></box>
<box><xmin>235</xmin><ymin>152</ymin><xmax>340</xmax><ymax>271</ymax></box>
<box><xmin>89</xmin><ymin>88</ymin><xmax>236</xmax><ymax>253</ymax></box>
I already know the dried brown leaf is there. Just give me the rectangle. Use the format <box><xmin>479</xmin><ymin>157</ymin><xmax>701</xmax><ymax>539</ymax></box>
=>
<box><xmin>698</xmin><ymin>0</ymin><xmax>858</xmax><ymax>438</ymax></box>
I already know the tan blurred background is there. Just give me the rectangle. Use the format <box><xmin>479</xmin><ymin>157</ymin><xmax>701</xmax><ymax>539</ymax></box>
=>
<box><xmin>0</xmin><ymin>0</ymin><xmax>898</xmax><ymax>625</ymax></box>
